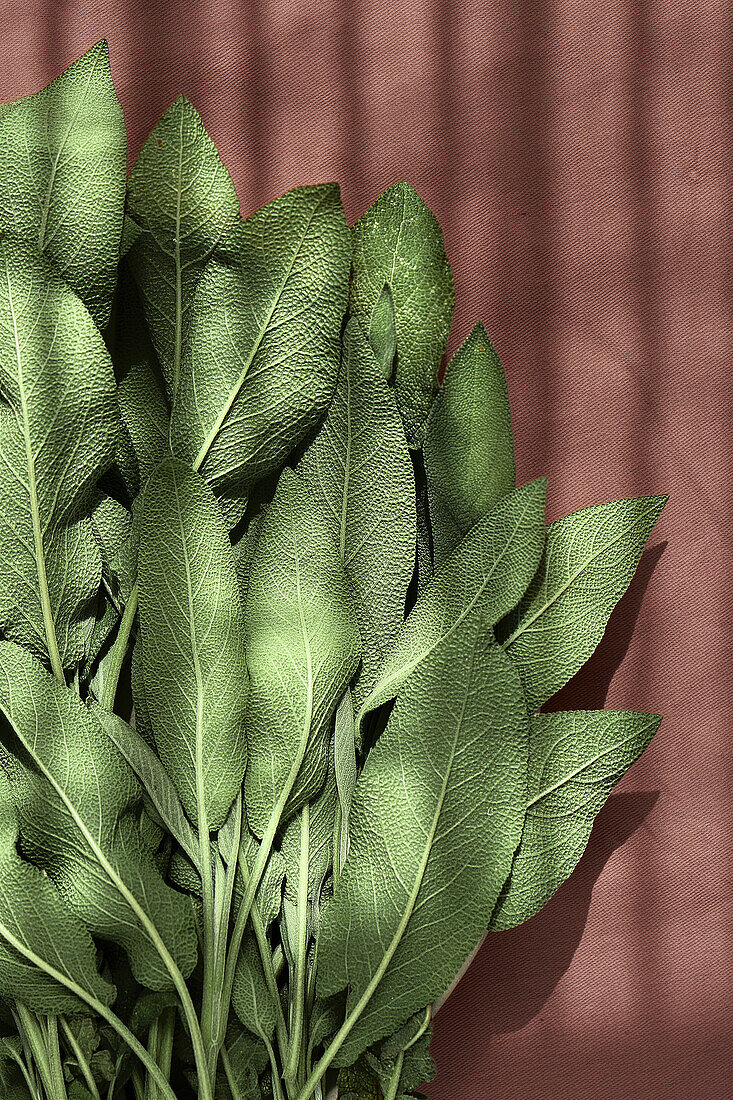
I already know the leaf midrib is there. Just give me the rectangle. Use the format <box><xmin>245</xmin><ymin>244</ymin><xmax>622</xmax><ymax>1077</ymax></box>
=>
<box><xmin>191</xmin><ymin>194</ymin><xmax>327</xmax><ymax>476</ymax></box>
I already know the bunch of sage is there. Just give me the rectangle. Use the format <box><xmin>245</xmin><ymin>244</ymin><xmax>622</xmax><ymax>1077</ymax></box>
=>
<box><xmin>0</xmin><ymin>41</ymin><xmax>666</xmax><ymax>1100</ymax></box>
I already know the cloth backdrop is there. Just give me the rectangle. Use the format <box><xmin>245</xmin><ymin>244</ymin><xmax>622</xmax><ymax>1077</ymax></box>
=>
<box><xmin>2</xmin><ymin>2</ymin><xmax>731</xmax><ymax>1097</ymax></box>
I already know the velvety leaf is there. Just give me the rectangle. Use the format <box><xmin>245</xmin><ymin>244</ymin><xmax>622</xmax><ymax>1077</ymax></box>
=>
<box><xmin>0</xmin><ymin>237</ymin><xmax>118</xmax><ymax>671</ymax></box>
<box><xmin>0</xmin><ymin>642</ymin><xmax>198</xmax><ymax>991</ymax></box>
<box><xmin>93</xmin><ymin>705</ymin><xmax>200</xmax><ymax>866</ymax></box>
<box><xmin>317</xmin><ymin>610</ymin><xmax>529</xmax><ymax>1063</ymax></box>
<box><xmin>350</xmin><ymin>182</ymin><xmax>454</xmax><ymax>444</ymax></box>
<box><xmin>0</xmin><ymin>769</ymin><xmax>115</xmax><ymax>1015</ymax></box>
<box><xmin>497</xmin><ymin>494</ymin><xmax>667</xmax><ymax>710</ymax></box>
<box><xmin>368</xmin><ymin>282</ymin><xmax>397</xmax><ymax>381</ymax></box>
<box><xmin>137</xmin><ymin>458</ymin><xmax>249</xmax><ymax>831</ymax></box>
<box><xmin>0</xmin><ymin>40</ymin><xmax>126</xmax><ymax>328</ymax></box>
<box><xmin>491</xmin><ymin>709</ymin><xmax>661</xmax><ymax>930</ymax></box>
<box><xmin>112</xmin><ymin>263</ymin><xmax>171</xmax><ymax>487</ymax></box>
<box><xmin>298</xmin><ymin>317</ymin><xmax>415</xmax><ymax>712</ymax></box>
<box><xmin>424</xmin><ymin>323</ymin><xmax>516</xmax><ymax>568</ymax></box>
<box><xmin>359</xmin><ymin>478</ymin><xmax>547</xmax><ymax>723</ymax></box>
<box><xmin>125</xmin><ymin>96</ymin><xmax>240</xmax><ymax>398</ymax></box>
<box><xmin>231</xmin><ymin>939</ymin><xmax>276</xmax><ymax>1042</ymax></box>
<box><xmin>244</xmin><ymin>469</ymin><xmax>360</xmax><ymax>838</ymax></box>
<box><xmin>238</xmin><ymin>837</ymin><xmax>286</xmax><ymax>932</ymax></box>
<box><xmin>281</xmin><ymin>764</ymin><xmax>338</xmax><ymax>916</ymax></box>
<box><xmin>171</xmin><ymin>184</ymin><xmax>350</xmax><ymax>525</ymax></box>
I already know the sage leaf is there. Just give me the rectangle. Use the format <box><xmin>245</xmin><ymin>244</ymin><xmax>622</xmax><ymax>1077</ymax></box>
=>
<box><xmin>317</xmin><ymin>612</ymin><xmax>529</xmax><ymax>1063</ymax></box>
<box><xmin>93</xmin><ymin>705</ymin><xmax>200</xmax><ymax>866</ymax></box>
<box><xmin>171</xmin><ymin>184</ymin><xmax>350</xmax><ymax>525</ymax></box>
<box><xmin>368</xmin><ymin>283</ymin><xmax>397</xmax><ymax>381</ymax></box>
<box><xmin>497</xmin><ymin>494</ymin><xmax>667</xmax><ymax>710</ymax></box>
<box><xmin>0</xmin><ymin>642</ymin><xmax>198</xmax><ymax>991</ymax></box>
<box><xmin>113</xmin><ymin>263</ymin><xmax>171</xmax><ymax>488</ymax></box>
<box><xmin>349</xmin><ymin>182</ymin><xmax>454</xmax><ymax>444</ymax></box>
<box><xmin>137</xmin><ymin>457</ymin><xmax>249</xmax><ymax>831</ymax></box>
<box><xmin>359</xmin><ymin>477</ymin><xmax>547</xmax><ymax>723</ymax></box>
<box><xmin>0</xmin><ymin>237</ymin><xmax>118</xmax><ymax>672</ymax></box>
<box><xmin>0</xmin><ymin>40</ymin><xmax>126</xmax><ymax>329</ymax></box>
<box><xmin>491</xmin><ymin>709</ymin><xmax>661</xmax><ymax>930</ymax></box>
<box><xmin>0</xmin><ymin>770</ymin><xmax>115</xmax><ymax>1016</ymax></box>
<box><xmin>298</xmin><ymin>317</ymin><xmax>415</xmax><ymax>712</ymax></box>
<box><xmin>424</xmin><ymin>323</ymin><xmax>516</xmax><ymax>568</ymax></box>
<box><xmin>244</xmin><ymin>469</ymin><xmax>360</xmax><ymax>838</ymax></box>
<box><xmin>231</xmin><ymin>939</ymin><xmax>277</xmax><ymax>1043</ymax></box>
<box><xmin>125</xmin><ymin>96</ymin><xmax>240</xmax><ymax>398</ymax></box>
<box><xmin>281</xmin><ymin>766</ymin><xmax>338</xmax><ymax>914</ymax></box>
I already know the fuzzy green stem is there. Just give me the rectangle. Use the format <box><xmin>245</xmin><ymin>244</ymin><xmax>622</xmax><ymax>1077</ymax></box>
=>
<box><xmin>101</xmin><ymin>582</ymin><xmax>138</xmax><ymax>712</ymax></box>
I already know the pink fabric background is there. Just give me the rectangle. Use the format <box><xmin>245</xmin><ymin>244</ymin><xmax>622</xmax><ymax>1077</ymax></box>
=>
<box><xmin>2</xmin><ymin>3</ymin><xmax>731</xmax><ymax>1097</ymax></box>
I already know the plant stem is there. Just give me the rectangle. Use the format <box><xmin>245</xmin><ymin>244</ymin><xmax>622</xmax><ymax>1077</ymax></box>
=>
<box><xmin>60</xmin><ymin>1015</ymin><xmax>102</xmax><ymax>1100</ymax></box>
<box><xmin>284</xmin><ymin>803</ymin><xmax>309</xmax><ymax>1088</ymax></box>
<box><xmin>101</xmin><ymin>582</ymin><xmax>139</xmax><ymax>712</ymax></box>
<box><xmin>44</xmin><ymin>1015</ymin><xmax>68</xmax><ymax>1100</ymax></box>
<box><xmin>383</xmin><ymin>1051</ymin><xmax>405</xmax><ymax>1100</ymax></box>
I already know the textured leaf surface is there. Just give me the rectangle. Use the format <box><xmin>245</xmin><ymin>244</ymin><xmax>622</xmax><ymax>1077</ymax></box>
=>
<box><xmin>424</xmin><ymin>323</ymin><xmax>516</xmax><ymax>567</ymax></box>
<box><xmin>0</xmin><ymin>237</ymin><xmax>118</xmax><ymax>670</ymax></box>
<box><xmin>0</xmin><ymin>770</ymin><xmax>115</xmax><ymax>1015</ymax></box>
<box><xmin>244</xmin><ymin>469</ymin><xmax>360</xmax><ymax>837</ymax></box>
<box><xmin>498</xmin><ymin>495</ymin><xmax>667</xmax><ymax>710</ymax></box>
<box><xmin>126</xmin><ymin>96</ymin><xmax>240</xmax><ymax>398</ymax></box>
<box><xmin>231</xmin><ymin>939</ymin><xmax>277</xmax><ymax>1042</ymax></box>
<box><xmin>298</xmin><ymin>317</ymin><xmax>415</xmax><ymax>711</ymax></box>
<box><xmin>350</xmin><ymin>182</ymin><xmax>454</xmax><ymax>444</ymax></box>
<box><xmin>317</xmin><ymin>610</ymin><xmax>529</xmax><ymax>1062</ymax></box>
<box><xmin>368</xmin><ymin>282</ymin><xmax>397</xmax><ymax>380</ymax></box>
<box><xmin>0</xmin><ymin>41</ymin><xmax>126</xmax><ymax>328</ymax></box>
<box><xmin>171</xmin><ymin>184</ymin><xmax>350</xmax><ymax>523</ymax></box>
<box><xmin>112</xmin><ymin>263</ymin><xmax>171</xmax><ymax>487</ymax></box>
<box><xmin>359</xmin><ymin>478</ymin><xmax>546</xmax><ymax>722</ymax></box>
<box><xmin>0</xmin><ymin>642</ymin><xmax>197</xmax><ymax>991</ymax></box>
<box><xmin>491</xmin><ymin>709</ymin><xmax>661</xmax><ymax>930</ymax></box>
<box><xmin>137</xmin><ymin>458</ymin><xmax>249</xmax><ymax>831</ymax></box>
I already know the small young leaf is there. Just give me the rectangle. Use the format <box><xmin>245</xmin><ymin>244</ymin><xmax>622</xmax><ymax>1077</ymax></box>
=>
<box><xmin>231</xmin><ymin>939</ymin><xmax>277</xmax><ymax>1042</ymax></box>
<box><xmin>298</xmin><ymin>317</ymin><xmax>415</xmax><ymax>712</ymax></box>
<box><xmin>244</xmin><ymin>469</ymin><xmax>360</xmax><ymax>838</ymax></box>
<box><xmin>424</xmin><ymin>323</ymin><xmax>516</xmax><ymax>567</ymax></box>
<box><xmin>126</xmin><ymin>96</ymin><xmax>240</xmax><ymax>398</ymax></box>
<box><xmin>497</xmin><ymin>494</ymin><xmax>668</xmax><ymax>710</ymax></box>
<box><xmin>359</xmin><ymin>477</ymin><xmax>547</xmax><ymax>723</ymax></box>
<box><xmin>0</xmin><ymin>237</ymin><xmax>118</xmax><ymax>671</ymax></box>
<box><xmin>368</xmin><ymin>283</ymin><xmax>397</xmax><ymax>381</ymax></box>
<box><xmin>0</xmin><ymin>642</ymin><xmax>198</xmax><ymax>991</ymax></box>
<box><xmin>350</xmin><ymin>182</ymin><xmax>454</xmax><ymax>444</ymax></box>
<box><xmin>112</xmin><ymin>263</ymin><xmax>171</xmax><ymax>487</ymax></box>
<box><xmin>490</xmin><ymin>709</ymin><xmax>661</xmax><ymax>930</ymax></box>
<box><xmin>92</xmin><ymin>705</ymin><xmax>200</xmax><ymax>866</ymax></box>
<box><xmin>171</xmin><ymin>184</ymin><xmax>350</xmax><ymax>525</ymax></box>
<box><xmin>318</xmin><ymin>609</ymin><xmax>528</xmax><ymax>1063</ymax></box>
<box><xmin>137</xmin><ymin>457</ymin><xmax>249</xmax><ymax>831</ymax></box>
<box><xmin>0</xmin><ymin>40</ymin><xmax>126</xmax><ymax>328</ymax></box>
<box><xmin>0</xmin><ymin>770</ymin><xmax>115</xmax><ymax>1016</ymax></box>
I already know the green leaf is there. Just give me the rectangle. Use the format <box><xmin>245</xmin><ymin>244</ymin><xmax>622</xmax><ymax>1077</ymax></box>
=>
<box><xmin>93</xmin><ymin>705</ymin><xmax>200</xmax><ymax>866</ymax></box>
<box><xmin>125</xmin><ymin>96</ymin><xmax>241</xmax><ymax>398</ymax></box>
<box><xmin>298</xmin><ymin>317</ymin><xmax>415</xmax><ymax>712</ymax></box>
<box><xmin>0</xmin><ymin>642</ymin><xmax>198</xmax><ymax>991</ymax></box>
<box><xmin>491</xmin><ymin>709</ymin><xmax>661</xmax><ymax>930</ymax></box>
<box><xmin>359</xmin><ymin>477</ymin><xmax>547</xmax><ymax>723</ymax></box>
<box><xmin>231</xmin><ymin>939</ymin><xmax>277</xmax><ymax>1042</ymax></box>
<box><xmin>171</xmin><ymin>183</ymin><xmax>350</xmax><ymax>525</ymax></box>
<box><xmin>0</xmin><ymin>40</ymin><xmax>126</xmax><ymax>329</ymax></box>
<box><xmin>244</xmin><ymin>469</ymin><xmax>361</xmax><ymax>838</ymax></box>
<box><xmin>317</xmin><ymin>612</ymin><xmax>528</xmax><ymax>1062</ymax></box>
<box><xmin>112</xmin><ymin>263</ymin><xmax>171</xmax><ymax>488</ymax></box>
<box><xmin>350</xmin><ymin>182</ymin><xmax>454</xmax><ymax>444</ymax></box>
<box><xmin>497</xmin><ymin>494</ymin><xmax>668</xmax><ymax>710</ymax></box>
<box><xmin>137</xmin><ymin>457</ymin><xmax>249</xmax><ymax>831</ymax></box>
<box><xmin>0</xmin><ymin>236</ymin><xmax>118</xmax><ymax>673</ymax></box>
<box><xmin>368</xmin><ymin>283</ymin><xmax>397</xmax><ymax>381</ymax></box>
<box><xmin>281</xmin><ymin>764</ymin><xmax>338</xmax><ymax>916</ymax></box>
<box><xmin>0</xmin><ymin>769</ymin><xmax>115</xmax><ymax>1015</ymax></box>
<box><xmin>424</xmin><ymin>323</ymin><xmax>516</xmax><ymax>568</ymax></box>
